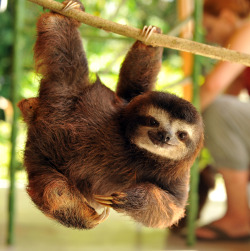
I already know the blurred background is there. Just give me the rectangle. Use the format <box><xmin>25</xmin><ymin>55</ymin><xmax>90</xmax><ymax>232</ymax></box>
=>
<box><xmin>0</xmin><ymin>0</ymin><xmax>249</xmax><ymax>250</ymax></box>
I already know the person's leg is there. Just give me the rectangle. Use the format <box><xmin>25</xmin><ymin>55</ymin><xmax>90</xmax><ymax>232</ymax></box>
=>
<box><xmin>197</xmin><ymin>96</ymin><xmax>250</xmax><ymax>239</ymax></box>
<box><xmin>196</xmin><ymin>168</ymin><xmax>250</xmax><ymax>239</ymax></box>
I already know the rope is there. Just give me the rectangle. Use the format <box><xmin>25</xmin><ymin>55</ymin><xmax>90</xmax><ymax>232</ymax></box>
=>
<box><xmin>29</xmin><ymin>0</ymin><xmax>250</xmax><ymax>67</ymax></box>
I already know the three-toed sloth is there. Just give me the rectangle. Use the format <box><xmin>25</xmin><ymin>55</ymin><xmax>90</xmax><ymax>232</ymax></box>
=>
<box><xmin>18</xmin><ymin>0</ymin><xmax>204</xmax><ymax>229</ymax></box>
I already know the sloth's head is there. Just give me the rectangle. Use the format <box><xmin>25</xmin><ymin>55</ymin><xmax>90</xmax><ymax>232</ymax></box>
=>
<box><xmin>122</xmin><ymin>92</ymin><xmax>204</xmax><ymax>160</ymax></box>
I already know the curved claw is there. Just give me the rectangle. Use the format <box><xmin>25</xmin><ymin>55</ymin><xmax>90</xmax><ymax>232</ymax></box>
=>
<box><xmin>94</xmin><ymin>193</ymin><xmax>126</xmax><ymax>207</ymax></box>
<box><xmin>96</xmin><ymin>207</ymin><xmax>110</xmax><ymax>224</ymax></box>
<box><xmin>141</xmin><ymin>25</ymin><xmax>162</xmax><ymax>43</ymax></box>
<box><xmin>94</xmin><ymin>195</ymin><xmax>113</xmax><ymax>207</ymax></box>
<box><xmin>62</xmin><ymin>0</ymin><xmax>81</xmax><ymax>12</ymax></box>
<box><xmin>141</xmin><ymin>25</ymin><xmax>157</xmax><ymax>41</ymax></box>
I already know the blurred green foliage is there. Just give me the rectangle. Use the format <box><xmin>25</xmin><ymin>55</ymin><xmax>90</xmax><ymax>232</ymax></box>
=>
<box><xmin>0</xmin><ymin>0</ymin><xmax>183</xmax><ymax>101</ymax></box>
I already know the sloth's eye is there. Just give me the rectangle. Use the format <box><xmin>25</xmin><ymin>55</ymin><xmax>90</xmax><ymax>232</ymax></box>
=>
<box><xmin>149</xmin><ymin>117</ymin><xmax>158</xmax><ymax>127</ymax></box>
<box><xmin>178</xmin><ymin>131</ymin><xmax>188</xmax><ymax>141</ymax></box>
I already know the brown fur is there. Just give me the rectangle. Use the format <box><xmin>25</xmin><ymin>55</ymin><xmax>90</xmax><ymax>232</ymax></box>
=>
<box><xmin>18</xmin><ymin>0</ymin><xmax>204</xmax><ymax>229</ymax></box>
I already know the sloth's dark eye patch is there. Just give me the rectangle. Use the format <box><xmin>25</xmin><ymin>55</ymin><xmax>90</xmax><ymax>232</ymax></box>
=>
<box><xmin>177</xmin><ymin>131</ymin><xmax>188</xmax><ymax>141</ymax></box>
<box><xmin>137</xmin><ymin>116</ymin><xmax>159</xmax><ymax>127</ymax></box>
<box><xmin>149</xmin><ymin>117</ymin><xmax>159</xmax><ymax>127</ymax></box>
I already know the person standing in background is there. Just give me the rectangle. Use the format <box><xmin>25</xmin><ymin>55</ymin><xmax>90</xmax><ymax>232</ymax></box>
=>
<box><xmin>197</xmin><ymin>0</ymin><xmax>250</xmax><ymax>241</ymax></box>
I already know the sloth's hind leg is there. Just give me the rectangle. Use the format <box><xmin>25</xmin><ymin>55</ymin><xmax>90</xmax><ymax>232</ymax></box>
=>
<box><xmin>28</xmin><ymin>169</ymin><xmax>109</xmax><ymax>229</ymax></box>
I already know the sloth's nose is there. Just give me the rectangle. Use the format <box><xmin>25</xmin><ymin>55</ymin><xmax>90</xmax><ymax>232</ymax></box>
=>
<box><xmin>148</xmin><ymin>129</ymin><xmax>179</xmax><ymax>146</ymax></box>
<box><xmin>156</xmin><ymin>130</ymin><xmax>172</xmax><ymax>143</ymax></box>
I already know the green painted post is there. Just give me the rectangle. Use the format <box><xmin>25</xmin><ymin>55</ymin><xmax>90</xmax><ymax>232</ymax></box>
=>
<box><xmin>192</xmin><ymin>0</ymin><xmax>203</xmax><ymax>109</ymax></box>
<box><xmin>7</xmin><ymin>0</ymin><xmax>25</xmax><ymax>245</ymax></box>
<box><xmin>187</xmin><ymin>0</ymin><xmax>203</xmax><ymax>246</ymax></box>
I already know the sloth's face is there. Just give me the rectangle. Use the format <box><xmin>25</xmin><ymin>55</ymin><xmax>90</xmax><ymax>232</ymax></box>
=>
<box><xmin>131</xmin><ymin>106</ymin><xmax>201</xmax><ymax>160</ymax></box>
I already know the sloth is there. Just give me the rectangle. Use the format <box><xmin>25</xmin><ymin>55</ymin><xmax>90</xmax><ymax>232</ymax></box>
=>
<box><xmin>18</xmin><ymin>0</ymin><xmax>204</xmax><ymax>229</ymax></box>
